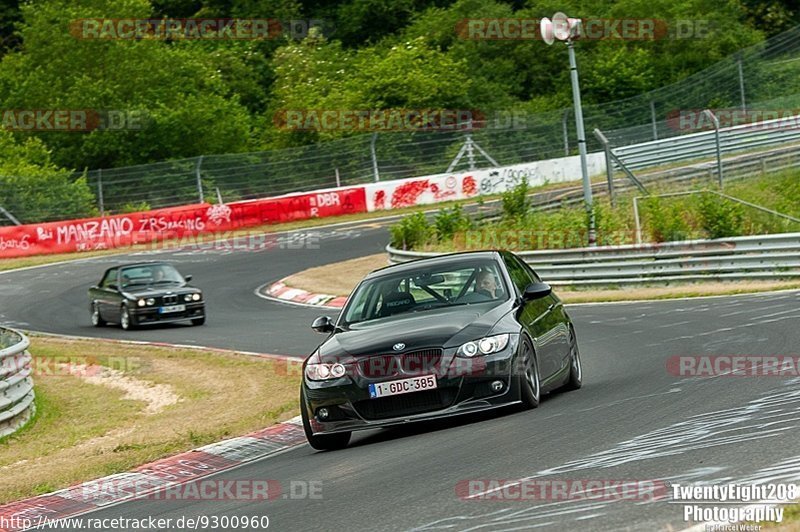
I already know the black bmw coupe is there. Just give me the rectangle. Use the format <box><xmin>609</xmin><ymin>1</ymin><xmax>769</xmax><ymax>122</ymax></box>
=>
<box><xmin>88</xmin><ymin>262</ymin><xmax>205</xmax><ymax>330</ymax></box>
<box><xmin>301</xmin><ymin>250</ymin><xmax>582</xmax><ymax>450</ymax></box>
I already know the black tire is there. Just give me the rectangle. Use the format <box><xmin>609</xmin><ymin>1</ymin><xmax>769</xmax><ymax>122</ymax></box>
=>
<box><xmin>120</xmin><ymin>305</ymin><xmax>136</xmax><ymax>330</ymax></box>
<box><xmin>191</xmin><ymin>317</ymin><xmax>206</xmax><ymax>326</ymax></box>
<box><xmin>300</xmin><ymin>389</ymin><xmax>351</xmax><ymax>451</ymax></box>
<box><xmin>563</xmin><ymin>325</ymin><xmax>583</xmax><ymax>391</ymax></box>
<box><xmin>517</xmin><ymin>335</ymin><xmax>540</xmax><ymax>409</ymax></box>
<box><xmin>90</xmin><ymin>302</ymin><xmax>106</xmax><ymax>327</ymax></box>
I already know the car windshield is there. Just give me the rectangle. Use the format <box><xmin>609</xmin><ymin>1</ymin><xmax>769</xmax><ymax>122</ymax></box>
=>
<box><xmin>120</xmin><ymin>265</ymin><xmax>184</xmax><ymax>288</ymax></box>
<box><xmin>341</xmin><ymin>259</ymin><xmax>508</xmax><ymax>326</ymax></box>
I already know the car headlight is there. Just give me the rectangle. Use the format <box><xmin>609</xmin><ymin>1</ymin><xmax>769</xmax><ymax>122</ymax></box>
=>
<box><xmin>185</xmin><ymin>293</ymin><xmax>202</xmax><ymax>302</ymax></box>
<box><xmin>146</xmin><ymin>298</ymin><xmax>155</xmax><ymax>306</ymax></box>
<box><xmin>137</xmin><ymin>298</ymin><xmax>146</xmax><ymax>307</ymax></box>
<box><xmin>457</xmin><ymin>334</ymin><xmax>510</xmax><ymax>357</ymax></box>
<box><xmin>305</xmin><ymin>363</ymin><xmax>347</xmax><ymax>381</ymax></box>
<box><xmin>192</xmin><ymin>293</ymin><xmax>201</xmax><ymax>301</ymax></box>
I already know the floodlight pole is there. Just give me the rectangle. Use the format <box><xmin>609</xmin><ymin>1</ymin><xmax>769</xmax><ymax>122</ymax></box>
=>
<box><xmin>566</xmin><ymin>38</ymin><xmax>596</xmax><ymax>246</ymax></box>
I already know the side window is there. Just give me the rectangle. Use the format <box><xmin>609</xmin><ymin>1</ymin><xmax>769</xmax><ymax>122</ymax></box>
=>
<box><xmin>101</xmin><ymin>269</ymin><xmax>117</xmax><ymax>288</ymax></box>
<box><xmin>504</xmin><ymin>255</ymin><xmax>533</xmax><ymax>293</ymax></box>
<box><xmin>519</xmin><ymin>258</ymin><xmax>542</xmax><ymax>283</ymax></box>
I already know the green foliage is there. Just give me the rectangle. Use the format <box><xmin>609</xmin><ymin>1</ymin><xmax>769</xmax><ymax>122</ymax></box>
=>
<box><xmin>0</xmin><ymin>131</ymin><xmax>96</xmax><ymax>223</ymax></box>
<box><xmin>0</xmin><ymin>0</ymin><xmax>779</xmax><ymax>225</ymax></box>
<box><xmin>0</xmin><ymin>0</ymin><xmax>253</xmax><ymax>169</ymax></box>
<box><xmin>501</xmin><ymin>178</ymin><xmax>529</xmax><ymax>221</ymax></box>
<box><xmin>434</xmin><ymin>204</ymin><xmax>473</xmax><ymax>241</ymax></box>
<box><xmin>119</xmin><ymin>201</ymin><xmax>151</xmax><ymax>214</ymax></box>
<box><xmin>390</xmin><ymin>211</ymin><xmax>431</xmax><ymax>250</ymax></box>
<box><xmin>695</xmin><ymin>193</ymin><xmax>745</xmax><ymax>239</ymax></box>
<box><xmin>641</xmin><ymin>197</ymin><xmax>692</xmax><ymax>242</ymax></box>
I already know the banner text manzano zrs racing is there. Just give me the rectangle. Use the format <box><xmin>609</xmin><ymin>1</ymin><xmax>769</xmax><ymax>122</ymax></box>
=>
<box><xmin>0</xmin><ymin>188</ymin><xmax>367</xmax><ymax>258</ymax></box>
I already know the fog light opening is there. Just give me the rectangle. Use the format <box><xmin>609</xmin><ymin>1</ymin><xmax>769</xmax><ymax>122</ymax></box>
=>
<box><xmin>317</xmin><ymin>408</ymin><xmax>330</xmax><ymax>420</ymax></box>
<box><xmin>490</xmin><ymin>380</ymin><xmax>504</xmax><ymax>393</ymax></box>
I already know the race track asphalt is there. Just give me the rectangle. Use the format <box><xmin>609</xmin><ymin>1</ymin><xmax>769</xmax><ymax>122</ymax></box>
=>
<box><xmin>2</xmin><ymin>219</ymin><xmax>800</xmax><ymax>531</ymax></box>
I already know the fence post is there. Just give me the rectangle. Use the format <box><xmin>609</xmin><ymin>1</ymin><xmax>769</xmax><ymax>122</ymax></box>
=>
<box><xmin>737</xmin><ymin>55</ymin><xmax>746</xmax><ymax>112</ymax></box>
<box><xmin>593</xmin><ymin>128</ymin><xmax>616</xmax><ymax>207</ymax></box>
<box><xmin>562</xmin><ymin>109</ymin><xmax>570</xmax><ymax>156</ymax></box>
<box><xmin>650</xmin><ymin>101</ymin><xmax>658</xmax><ymax>140</ymax></box>
<box><xmin>370</xmin><ymin>133</ymin><xmax>380</xmax><ymax>182</ymax></box>
<box><xmin>702</xmin><ymin>109</ymin><xmax>723</xmax><ymax>189</ymax></box>
<box><xmin>97</xmin><ymin>169</ymin><xmax>105</xmax><ymax>216</ymax></box>
<box><xmin>196</xmin><ymin>156</ymin><xmax>204</xmax><ymax>203</ymax></box>
<box><xmin>466</xmin><ymin>134</ymin><xmax>476</xmax><ymax>171</ymax></box>
<box><xmin>335</xmin><ymin>167</ymin><xmax>341</xmax><ymax>188</ymax></box>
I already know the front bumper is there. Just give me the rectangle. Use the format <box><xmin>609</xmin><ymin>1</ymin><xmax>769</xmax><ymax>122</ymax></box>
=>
<box><xmin>130</xmin><ymin>302</ymin><xmax>205</xmax><ymax>324</ymax></box>
<box><xmin>302</xmin><ymin>335</ymin><xmax>521</xmax><ymax>435</ymax></box>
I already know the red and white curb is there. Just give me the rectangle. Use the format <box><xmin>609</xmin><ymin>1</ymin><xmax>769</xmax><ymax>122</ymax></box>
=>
<box><xmin>0</xmin><ymin>417</ymin><xmax>308</xmax><ymax>531</ymax></box>
<box><xmin>259</xmin><ymin>279</ymin><xmax>346</xmax><ymax>309</ymax></box>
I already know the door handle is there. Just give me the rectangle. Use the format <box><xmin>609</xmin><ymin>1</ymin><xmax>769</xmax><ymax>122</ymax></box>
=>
<box><xmin>547</xmin><ymin>303</ymin><xmax>555</xmax><ymax>312</ymax></box>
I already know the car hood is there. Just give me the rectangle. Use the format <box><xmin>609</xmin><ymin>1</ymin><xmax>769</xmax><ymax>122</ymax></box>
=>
<box><xmin>318</xmin><ymin>301</ymin><xmax>513</xmax><ymax>361</ymax></box>
<box><xmin>121</xmin><ymin>284</ymin><xmax>197</xmax><ymax>297</ymax></box>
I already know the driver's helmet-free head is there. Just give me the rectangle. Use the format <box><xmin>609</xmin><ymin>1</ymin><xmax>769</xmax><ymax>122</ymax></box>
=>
<box><xmin>475</xmin><ymin>270</ymin><xmax>498</xmax><ymax>297</ymax></box>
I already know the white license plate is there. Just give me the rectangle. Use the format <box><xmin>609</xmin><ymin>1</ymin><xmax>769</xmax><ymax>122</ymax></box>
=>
<box><xmin>369</xmin><ymin>375</ymin><xmax>437</xmax><ymax>399</ymax></box>
<box><xmin>159</xmin><ymin>304</ymin><xmax>186</xmax><ymax>314</ymax></box>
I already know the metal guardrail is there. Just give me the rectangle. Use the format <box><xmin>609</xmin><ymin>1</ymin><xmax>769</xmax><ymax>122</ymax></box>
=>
<box><xmin>0</xmin><ymin>327</ymin><xmax>35</xmax><ymax>439</ymax></box>
<box><xmin>386</xmin><ymin>232</ymin><xmax>800</xmax><ymax>286</ymax></box>
<box><xmin>526</xmin><ymin>142</ymin><xmax>800</xmax><ymax>216</ymax></box>
<box><xmin>612</xmin><ymin>113</ymin><xmax>800</xmax><ymax>171</ymax></box>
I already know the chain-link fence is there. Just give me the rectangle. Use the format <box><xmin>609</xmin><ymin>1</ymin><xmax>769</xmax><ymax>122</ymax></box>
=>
<box><xmin>3</xmin><ymin>25</ymin><xmax>800</xmax><ymax>226</ymax></box>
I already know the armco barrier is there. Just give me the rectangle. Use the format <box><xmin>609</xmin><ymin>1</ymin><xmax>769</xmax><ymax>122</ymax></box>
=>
<box><xmin>0</xmin><ymin>327</ymin><xmax>35</xmax><ymax>438</ymax></box>
<box><xmin>386</xmin><ymin>233</ymin><xmax>800</xmax><ymax>286</ymax></box>
<box><xmin>615</xmin><ymin>112</ymin><xmax>800</xmax><ymax>171</ymax></box>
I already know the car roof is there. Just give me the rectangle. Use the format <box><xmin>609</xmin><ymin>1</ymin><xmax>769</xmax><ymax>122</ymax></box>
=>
<box><xmin>365</xmin><ymin>250</ymin><xmax>504</xmax><ymax>279</ymax></box>
<box><xmin>104</xmin><ymin>261</ymin><xmax>174</xmax><ymax>273</ymax></box>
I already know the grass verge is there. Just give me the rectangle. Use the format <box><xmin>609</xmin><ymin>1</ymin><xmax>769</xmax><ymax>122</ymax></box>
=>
<box><xmin>0</xmin><ymin>335</ymin><xmax>300</xmax><ymax>504</ymax></box>
<box><xmin>281</xmin><ymin>254</ymin><xmax>800</xmax><ymax>304</ymax></box>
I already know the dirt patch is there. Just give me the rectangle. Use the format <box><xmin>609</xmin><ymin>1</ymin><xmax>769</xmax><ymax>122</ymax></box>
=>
<box><xmin>285</xmin><ymin>254</ymin><xmax>387</xmax><ymax>296</ymax></box>
<box><xmin>80</xmin><ymin>364</ymin><xmax>180</xmax><ymax>415</ymax></box>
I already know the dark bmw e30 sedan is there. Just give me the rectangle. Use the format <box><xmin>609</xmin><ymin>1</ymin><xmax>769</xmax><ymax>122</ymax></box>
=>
<box><xmin>300</xmin><ymin>250</ymin><xmax>582</xmax><ymax>450</ymax></box>
<box><xmin>88</xmin><ymin>262</ymin><xmax>205</xmax><ymax>330</ymax></box>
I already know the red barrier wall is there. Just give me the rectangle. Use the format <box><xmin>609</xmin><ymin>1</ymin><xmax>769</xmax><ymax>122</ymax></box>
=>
<box><xmin>0</xmin><ymin>187</ymin><xmax>366</xmax><ymax>258</ymax></box>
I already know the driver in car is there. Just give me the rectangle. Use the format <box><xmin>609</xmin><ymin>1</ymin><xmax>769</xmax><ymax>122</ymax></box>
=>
<box><xmin>152</xmin><ymin>267</ymin><xmax>166</xmax><ymax>283</ymax></box>
<box><xmin>475</xmin><ymin>270</ymin><xmax>498</xmax><ymax>299</ymax></box>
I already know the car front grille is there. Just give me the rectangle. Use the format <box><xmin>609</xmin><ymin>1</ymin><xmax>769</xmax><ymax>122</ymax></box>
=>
<box><xmin>357</xmin><ymin>349</ymin><xmax>442</xmax><ymax>378</ymax></box>
<box><xmin>162</xmin><ymin>294</ymin><xmax>179</xmax><ymax>305</ymax></box>
<box><xmin>353</xmin><ymin>388</ymin><xmax>456</xmax><ymax>420</ymax></box>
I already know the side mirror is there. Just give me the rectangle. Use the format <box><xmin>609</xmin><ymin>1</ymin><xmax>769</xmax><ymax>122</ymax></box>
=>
<box><xmin>184</xmin><ymin>275</ymin><xmax>193</xmax><ymax>282</ymax></box>
<box><xmin>523</xmin><ymin>282</ymin><xmax>552</xmax><ymax>300</ymax></box>
<box><xmin>311</xmin><ymin>316</ymin><xmax>335</xmax><ymax>334</ymax></box>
